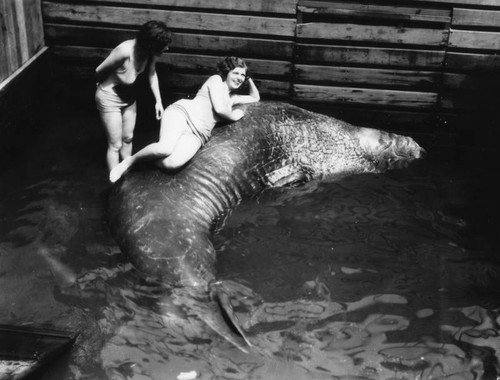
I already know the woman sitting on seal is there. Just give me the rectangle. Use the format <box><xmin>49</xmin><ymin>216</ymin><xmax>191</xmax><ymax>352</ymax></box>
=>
<box><xmin>109</xmin><ymin>56</ymin><xmax>260</xmax><ymax>183</ymax></box>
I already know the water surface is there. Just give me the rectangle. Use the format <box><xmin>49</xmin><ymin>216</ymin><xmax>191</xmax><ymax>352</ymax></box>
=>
<box><xmin>0</xmin><ymin>100</ymin><xmax>499</xmax><ymax>379</ymax></box>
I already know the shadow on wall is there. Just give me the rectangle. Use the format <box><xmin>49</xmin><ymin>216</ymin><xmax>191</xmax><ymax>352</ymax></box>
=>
<box><xmin>452</xmin><ymin>67</ymin><xmax>500</xmax><ymax>168</ymax></box>
<box><xmin>0</xmin><ymin>55</ymin><xmax>51</xmax><ymax>169</ymax></box>
<box><xmin>446</xmin><ymin>68</ymin><xmax>500</xmax><ymax>249</ymax></box>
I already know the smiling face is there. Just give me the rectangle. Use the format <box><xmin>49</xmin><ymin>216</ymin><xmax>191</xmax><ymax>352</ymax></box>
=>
<box><xmin>225</xmin><ymin>67</ymin><xmax>247</xmax><ymax>91</ymax></box>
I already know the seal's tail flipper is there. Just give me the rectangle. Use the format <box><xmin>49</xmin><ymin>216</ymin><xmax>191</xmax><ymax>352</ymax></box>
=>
<box><xmin>196</xmin><ymin>297</ymin><xmax>250</xmax><ymax>353</ymax></box>
<box><xmin>210</xmin><ymin>286</ymin><xmax>254</xmax><ymax>350</ymax></box>
<box><xmin>208</xmin><ymin>280</ymin><xmax>266</xmax><ymax>351</ymax></box>
<box><xmin>168</xmin><ymin>285</ymin><xmax>250</xmax><ymax>353</ymax></box>
<box><xmin>171</xmin><ymin>281</ymin><xmax>260</xmax><ymax>353</ymax></box>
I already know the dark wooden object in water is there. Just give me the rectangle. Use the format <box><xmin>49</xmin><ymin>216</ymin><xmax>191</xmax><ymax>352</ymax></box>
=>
<box><xmin>0</xmin><ymin>325</ymin><xmax>77</xmax><ymax>380</ymax></box>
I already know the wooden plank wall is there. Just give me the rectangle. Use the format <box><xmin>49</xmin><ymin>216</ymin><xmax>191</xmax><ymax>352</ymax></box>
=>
<box><xmin>42</xmin><ymin>0</ymin><xmax>500</xmax><ymax>133</ymax></box>
<box><xmin>0</xmin><ymin>0</ymin><xmax>48</xmax><ymax>167</ymax></box>
<box><xmin>294</xmin><ymin>0</ymin><xmax>451</xmax><ymax>129</ymax></box>
<box><xmin>0</xmin><ymin>0</ymin><xmax>45</xmax><ymax>84</ymax></box>
<box><xmin>43</xmin><ymin>0</ymin><xmax>297</xmax><ymax>102</ymax></box>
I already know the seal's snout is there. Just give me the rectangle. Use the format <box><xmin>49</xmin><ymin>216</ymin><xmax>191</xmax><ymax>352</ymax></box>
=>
<box><xmin>359</xmin><ymin>128</ymin><xmax>426</xmax><ymax>171</ymax></box>
<box><xmin>398</xmin><ymin>136</ymin><xmax>426</xmax><ymax>161</ymax></box>
<box><xmin>416</xmin><ymin>145</ymin><xmax>427</xmax><ymax>160</ymax></box>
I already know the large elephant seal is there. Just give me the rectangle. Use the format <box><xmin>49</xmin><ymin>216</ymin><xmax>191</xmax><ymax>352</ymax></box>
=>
<box><xmin>108</xmin><ymin>101</ymin><xmax>425</xmax><ymax>349</ymax></box>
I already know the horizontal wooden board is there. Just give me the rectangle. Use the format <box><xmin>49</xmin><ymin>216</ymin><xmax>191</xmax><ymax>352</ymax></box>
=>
<box><xmin>44</xmin><ymin>24</ymin><xmax>294</xmax><ymax>59</ymax></box>
<box><xmin>163</xmin><ymin>73</ymin><xmax>290</xmax><ymax>97</ymax></box>
<box><xmin>293</xmin><ymin>84</ymin><xmax>438</xmax><ymax>108</ymax></box>
<box><xmin>294</xmin><ymin>101</ymin><xmax>437</xmax><ymax>131</ymax></box>
<box><xmin>404</xmin><ymin>0</ymin><xmax>500</xmax><ymax>6</ymax></box>
<box><xmin>51</xmin><ymin>64</ymin><xmax>290</xmax><ymax>98</ymax></box>
<box><xmin>52</xmin><ymin>46</ymin><xmax>292</xmax><ymax>78</ymax></box>
<box><xmin>445</xmin><ymin>51</ymin><xmax>500</xmax><ymax>70</ymax></box>
<box><xmin>170</xmin><ymin>33</ymin><xmax>294</xmax><ymax>59</ymax></box>
<box><xmin>449</xmin><ymin>29</ymin><xmax>500</xmax><ymax>50</ymax></box>
<box><xmin>42</xmin><ymin>2</ymin><xmax>296</xmax><ymax>37</ymax></box>
<box><xmin>162</xmin><ymin>53</ymin><xmax>292</xmax><ymax>78</ymax></box>
<box><xmin>452</xmin><ymin>8</ymin><xmax>500</xmax><ymax>28</ymax></box>
<box><xmin>297</xmin><ymin>23</ymin><xmax>448</xmax><ymax>46</ymax></box>
<box><xmin>44</xmin><ymin>24</ymin><xmax>136</xmax><ymax>47</ymax></box>
<box><xmin>162</xmin><ymin>71</ymin><xmax>293</xmax><ymax>98</ymax></box>
<box><xmin>298</xmin><ymin>2</ymin><xmax>451</xmax><ymax>23</ymax></box>
<box><xmin>71</xmin><ymin>0</ymin><xmax>298</xmax><ymax>14</ymax></box>
<box><xmin>295</xmin><ymin>64</ymin><xmax>442</xmax><ymax>89</ymax></box>
<box><xmin>295</xmin><ymin>44</ymin><xmax>445</xmax><ymax>68</ymax></box>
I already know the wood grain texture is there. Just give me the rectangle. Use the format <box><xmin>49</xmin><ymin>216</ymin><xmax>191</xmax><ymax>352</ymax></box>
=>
<box><xmin>293</xmin><ymin>84</ymin><xmax>438</xmax><ymax>108</ymax></box>
<box><xmin>405</xmin><ymin>0</ymin><xmax>500</xmax><ymax>6</ymax></box>
<box><xmin>452</xmin><ymin>8</ymin><xmax>500</xmax><ymax>28</ymax></box>
<box><xmin>446</xmin><ymin>51</ymin><xmax>500</xmax><ymax>70</ymax></box>
<box><xmin>0</xmin><ymin>0</ymin><xmax>44</xmax><ymax>82</ymax></box>
<box><xmin>42</xmin><ymin>2</ymin><xmax>296</xmax><ymax>37</ymax></box>
<box><xmin>299</xmin><ymin>2</ymin><xmax>451</xmax><ymax>23</ymax></box>
<box><xmin>449</xmin><ymin>30</ymin><xmax>500</xmax><ymax>50</ymax></box>
<box><xmin>73</xmin><ymin>0</ymin><xmax>298</xmax><ymax>14</ymax></box>
<box><xmin>297</xmin><ymin>23</ymin><xmax>448</xmax><ymax>46</ymax></box>
<box><xmin>44</xmin><ymin>24</ymin><xmax>294</xmax><ymax>58</ymax></box>
<box><xmin>295</xmin><ymin>44</ymin><xmax>445</xmax><ymax>68</ymax></box>
<box><xmin>52</xmin><ymin>46</ymin><xmax>292</xmax><ymax>78</ymax></box>
<box><xmin>295</xmin><ymin>64</ymin><xmax>442</xmax><ymax>89</ymax></box>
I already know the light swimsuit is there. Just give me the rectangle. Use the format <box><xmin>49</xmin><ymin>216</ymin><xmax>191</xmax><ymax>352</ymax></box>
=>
<box><xmin>165</xmin><ymin>76</ymin><xmax>222</xmax><ymax>145</ymax></box>
<box><xmin>95</xmin><ymin>83</ymin><xmax>136</xmax><ymax>113</ymax></box>
<box><xmin>95</xmin><ymin>51</ymin><xmax>147</xmax><ymax>113</ymax></box>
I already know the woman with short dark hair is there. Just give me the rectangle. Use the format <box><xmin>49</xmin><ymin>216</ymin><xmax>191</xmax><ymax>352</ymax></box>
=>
<box><xmin>95</xmin><ymin>21</ymin><xmax>172</xmax><ymax>174</ymax></box>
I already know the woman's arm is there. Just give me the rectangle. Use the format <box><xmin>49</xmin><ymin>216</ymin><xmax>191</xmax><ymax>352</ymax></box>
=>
<box><xmin>147</xmin><ymin>56</ymin><xmax>164</xmax><ymax>120</ymax></box>
<box><xmin>230</xmin><ymin>77</ymin><xmax>260</xmax><ymax>106</ymax></box>
<box><xmin>95</xmin><ymin>43</ymin><xmax>128</xmax><ymax>83</ymax></box>
<box><xmin>207</xmin><ymin>75</ymin><xmax>245</xmax><ymax>121</ymax></box>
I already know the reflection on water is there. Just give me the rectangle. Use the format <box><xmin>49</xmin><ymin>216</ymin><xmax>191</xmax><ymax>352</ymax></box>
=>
<box><xmin>0</xmin><ymin>104</ymin><xmax>499</xmax><ymax>379</ymax></box>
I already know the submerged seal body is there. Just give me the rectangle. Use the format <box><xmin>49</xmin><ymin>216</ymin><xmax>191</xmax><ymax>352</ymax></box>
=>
<box><xmin>108</xmin><ymin>101</ymin><xmax>425</xmax><ymax>287</ymax></box>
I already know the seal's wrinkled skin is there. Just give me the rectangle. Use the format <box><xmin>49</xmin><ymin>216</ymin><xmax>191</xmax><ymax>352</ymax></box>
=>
<box><xmin>108</xmin><ymin>101</ymin><xmax>425</xmax><ymax>288</ymax></box>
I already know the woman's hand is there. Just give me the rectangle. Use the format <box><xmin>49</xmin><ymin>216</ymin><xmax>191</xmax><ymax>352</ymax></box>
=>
<box><xmin>229</xmin><ymin>78</ymin><xmax>260</xmax><ymax>106</ymax></box>
<box><xmin>155</xmin><ymin>102</ymin><xmax>164</xmax><ymax>120</ymax></box>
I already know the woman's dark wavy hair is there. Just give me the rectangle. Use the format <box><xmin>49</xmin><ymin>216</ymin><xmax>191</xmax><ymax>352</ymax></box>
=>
<box><xmin>216</xmin><ymin>56</ymin><xmax>248</xmax><ymax>80</ymax></box>
<box><xmin>136</xmin><ymin>21</ymin><xmax>172</xmax><ymax>53</ymax></box>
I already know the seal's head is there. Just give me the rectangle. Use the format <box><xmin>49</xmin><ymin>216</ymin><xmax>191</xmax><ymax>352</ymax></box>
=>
<box><xmin>358</xmin><ymin>127</ymin><xmax>426</xmax><ymax>172</ymax></box>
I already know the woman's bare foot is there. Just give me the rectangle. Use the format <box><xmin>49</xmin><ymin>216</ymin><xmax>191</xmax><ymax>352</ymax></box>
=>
<box><xmin>109</xmin><ymin>157</ymin><xmax>133</xmax><ymax>183</ymax></box>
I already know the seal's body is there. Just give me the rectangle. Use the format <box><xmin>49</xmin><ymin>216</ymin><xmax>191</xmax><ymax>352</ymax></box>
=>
<box><xmin>108</xmin><ymin>101</ymin><xmax>425</xmax><ymax>289</ymax></box>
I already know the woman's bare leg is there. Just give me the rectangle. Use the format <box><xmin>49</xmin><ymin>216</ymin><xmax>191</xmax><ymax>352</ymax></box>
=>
<box><xmin>109</xmin><ymin>109</ymin><xmax>189</xmax><ymax>182</ymax></box>
<box><xmin>157</xmin><ymin>133</ymin><xmax>202</xmax><ymax>170</ymax></box>
<box><xmin>99</xmin><ymin>111</ymin><xmax>123</xmax><ymax>171</ymax></box>
<box><xmin>120</xmin><ymin>102</ymin><xmax>137</xmax><ymax>160</ymax></box>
